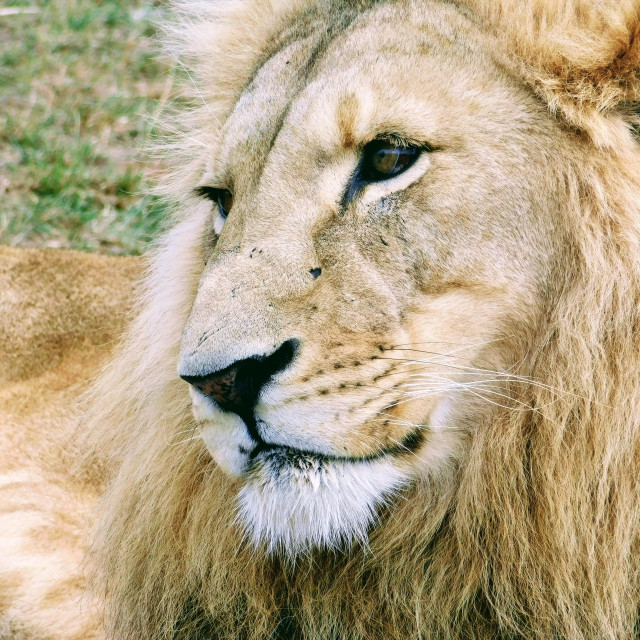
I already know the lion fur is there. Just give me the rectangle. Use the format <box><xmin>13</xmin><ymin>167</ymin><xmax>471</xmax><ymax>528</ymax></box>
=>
<box><xmin>77</xmin><ymin>1</ymin><xmax>640</xmax><ymax>638</ymax></box>
<box><xmin>0</xmin><ymin>246</ymin><xmax>141</xmax><ymax>639</ymax></box>
<box><xmin>3</xmin><ymin>0</ymin><xmax>640</xmax><ymax>638</ymax></box>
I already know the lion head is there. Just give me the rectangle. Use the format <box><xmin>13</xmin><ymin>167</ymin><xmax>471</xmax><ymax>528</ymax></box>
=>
<box><xmin>80</xmin><ymin>0</ymin><xmax>640</xmax><ymax>638</ymax></box>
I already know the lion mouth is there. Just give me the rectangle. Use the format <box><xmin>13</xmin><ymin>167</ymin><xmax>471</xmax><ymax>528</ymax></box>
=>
<box><xmin>244</xmin><ymin>422</ymin><xmax>424</xmax><ymax>468</ymax></box>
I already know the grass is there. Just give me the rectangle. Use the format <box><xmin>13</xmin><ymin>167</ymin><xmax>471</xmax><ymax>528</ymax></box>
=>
<box><xmin>0</xmin><ymin>0</ymin><xmax>174</xmax><ymax>254</ymax></box>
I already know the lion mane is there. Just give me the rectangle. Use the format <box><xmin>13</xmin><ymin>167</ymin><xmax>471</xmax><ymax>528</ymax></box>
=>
<box><xmin>4</xmin><ymin>1</ymin><xmax>640</xmax><ymax>639</ymax></box>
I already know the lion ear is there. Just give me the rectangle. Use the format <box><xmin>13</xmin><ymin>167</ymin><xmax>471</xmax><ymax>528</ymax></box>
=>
<box><xmin>469</xmin><ymin>0</ymin><xmax>640</xmax><ymax>148</ymax></box>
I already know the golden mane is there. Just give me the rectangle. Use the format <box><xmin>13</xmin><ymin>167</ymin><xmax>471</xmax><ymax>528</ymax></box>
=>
<box><xmin>75</xmin><ymin>1</ymin><xmax>640</xmax><ymax>638</ymax></box>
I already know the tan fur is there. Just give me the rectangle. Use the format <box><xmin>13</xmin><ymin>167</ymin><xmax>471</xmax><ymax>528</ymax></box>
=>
<box><xmin>0</xmin><ymin>247</ymin><xmax>141</xmax><ymax>639</ymax></box>
<box><xmin>3</xmin><ymin>0</ymin><xmax>640</xmax><ymax>638</ymax></box>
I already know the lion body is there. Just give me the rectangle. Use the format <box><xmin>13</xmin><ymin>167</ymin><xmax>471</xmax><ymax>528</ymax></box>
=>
<box><xmin>0</xmin><ymin>247</ymin><xmax>141</xmax><ymax>639</ymax></box>
<box><xmin>3</xmin><ymin>0</ymin><xmax>640</xmax><ymax>638</ymax></box>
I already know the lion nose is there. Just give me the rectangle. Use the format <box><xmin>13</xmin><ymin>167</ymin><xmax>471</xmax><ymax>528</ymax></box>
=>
<box><xmin>180</xmin><ymin>339</ymin><xmax>298</xmax><ymax>418</ymax></box>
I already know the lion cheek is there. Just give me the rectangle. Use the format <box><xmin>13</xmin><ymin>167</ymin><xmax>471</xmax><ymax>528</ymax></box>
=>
<box><xmin>200</xmin><ymin>425</ymin><xmax>252</xmax><ymax>477</ymax></box>
<box><xmin>191</xmin><ymin>388</ymin><xmax>253</xmax><ymax>477</ymax></box>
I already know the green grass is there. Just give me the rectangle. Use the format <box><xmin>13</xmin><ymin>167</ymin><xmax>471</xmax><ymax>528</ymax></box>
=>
<box><xmin>0</xmin><ymin>0</ymin><xmax>173</xmax><ymax>254</ymax></box>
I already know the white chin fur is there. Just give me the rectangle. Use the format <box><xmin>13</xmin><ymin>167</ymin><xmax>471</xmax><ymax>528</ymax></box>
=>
<box><xmin>192</xmin><ymin>388</ymin><xmax>413</xmax><ymax>553</ymax></box>
<box><xmin>237</xmin><ymin>449</ymin><xmax>409</xmax><ymax>554</ymax></box>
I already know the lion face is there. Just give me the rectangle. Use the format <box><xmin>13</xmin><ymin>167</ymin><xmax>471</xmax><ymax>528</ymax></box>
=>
<box><xmin>178</xmin><ymin>1</ymin><xmax>562</xmax><ymax>552</ymax></box>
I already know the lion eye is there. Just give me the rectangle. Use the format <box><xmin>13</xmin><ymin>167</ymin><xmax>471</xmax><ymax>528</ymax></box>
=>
<box><xmin>359</xmin><ymin>140</ymin><xmax>421</xmax><ymax>181</ymax></box>
<box><xmin>217</xmin><ymin>189</ymin><xmax>233</xmax><ymax>219</ymax></box>
<box><xmin>195</xmin><ymin>186</ymin><xmax>233</xmax><ymax>219</ymax></box>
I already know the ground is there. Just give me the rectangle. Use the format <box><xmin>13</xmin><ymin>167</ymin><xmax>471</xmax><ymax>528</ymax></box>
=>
<box><xmin>0</xmin><ymin>0</ymin><xmax>175</xmax><ymax>254</ymax></box>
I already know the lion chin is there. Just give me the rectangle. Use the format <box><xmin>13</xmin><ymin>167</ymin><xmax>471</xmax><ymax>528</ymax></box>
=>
<box><xmin>238</xmin><ymin>449</ymin><xmax>408</xmax><ymax>552</ymax></box>
<box><xmin>192</xmin><ymin>385</ymin><xmax>440</xmax><ymax>552</ymax></box>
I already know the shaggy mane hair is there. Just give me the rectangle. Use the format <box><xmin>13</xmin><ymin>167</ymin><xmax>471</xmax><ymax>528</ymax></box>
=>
<box><xmin>76</xmin><ymin>1</ymin><xmax>640</xmax><ymax>638</ymax></box>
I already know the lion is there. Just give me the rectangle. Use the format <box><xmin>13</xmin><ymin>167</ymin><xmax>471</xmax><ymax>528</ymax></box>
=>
<box><xmin>2</xmin><ymin>0</ymin><xmax>640</xmax><ymax>638</ymax></box>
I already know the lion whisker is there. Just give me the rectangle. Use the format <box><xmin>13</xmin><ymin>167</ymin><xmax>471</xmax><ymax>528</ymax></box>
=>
<box><xmin>171</xmin><ymin>56</ymin><xmax>223</xmax><ymax>130</ymax></box>
<box><xmin>391</xmin><ymin>359</ymin><xmax>591</xmax><ymax>402</ymax></box>
<box><xmin>164</xmin><ymin>425</ymin><xmax>199</xmax><ymax>447</ymax></box>
<box><xmin>387</xmin><ymin>336</ymin><xmax>509</xmax><ymax>360</ymax></box>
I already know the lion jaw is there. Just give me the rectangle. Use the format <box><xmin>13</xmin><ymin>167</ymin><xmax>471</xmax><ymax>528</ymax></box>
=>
<box><xmin>238</xmin><ymin>449</ymin><xmax>409</xmax><ymax>553</ymax></box>
<box><xmin>191</xmin><ymin>387</ymin><xmax>408</xmax><ymax>552</ymax></box>
<box><xmin>191</xmin><ymin>386</ymin><xmax>458</xmax><ymax>554</ymax></box>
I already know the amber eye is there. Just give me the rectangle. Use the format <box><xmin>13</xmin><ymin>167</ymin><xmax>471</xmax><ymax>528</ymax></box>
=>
<box><xmin>195</xmin><ymin>186</ymin><xmax>233</xmax><ymax>219</ymax></box>
<box><xmin>359</xmin><ymin>140</ymin><xmax>421</xmax><ymax>182</ymax></box>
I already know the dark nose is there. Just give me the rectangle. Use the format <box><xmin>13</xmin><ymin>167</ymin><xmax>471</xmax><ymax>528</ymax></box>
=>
<box><xmin>180</xmin><ymin>340</ymin><xmax>297</xmax><ymax>421</ymax></box>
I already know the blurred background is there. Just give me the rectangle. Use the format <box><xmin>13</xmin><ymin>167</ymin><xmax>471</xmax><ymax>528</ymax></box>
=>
<box><xmin>0</xmin><ymin>0</ymin><xmax>178</xmax><ymax>255</ymax></box>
